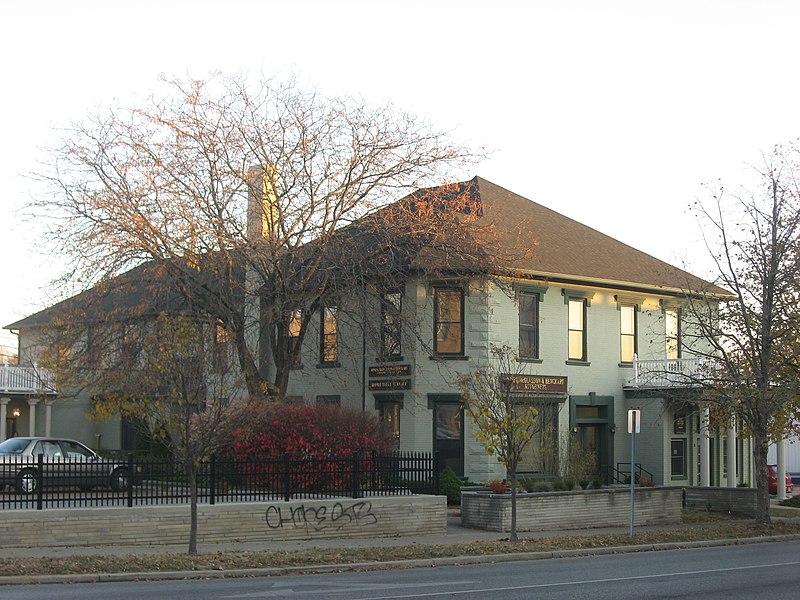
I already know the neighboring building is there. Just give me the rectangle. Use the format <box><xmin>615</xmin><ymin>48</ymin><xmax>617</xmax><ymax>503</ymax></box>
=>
<box><xmin>3</xmin><ymin>177</ymin><xmax>752</xmax><ymax>487</ymax></box>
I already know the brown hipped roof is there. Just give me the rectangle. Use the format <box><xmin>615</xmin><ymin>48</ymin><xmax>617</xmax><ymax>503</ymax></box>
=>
<box><xmin>410</xmin><ymin>176</ymin><xmax>729</xmax><ymax>296</ymax></box>
<box><xmin>5</xmin><ymin>176</ymin><xmax>726</xmax><ymax>332</ymax></box>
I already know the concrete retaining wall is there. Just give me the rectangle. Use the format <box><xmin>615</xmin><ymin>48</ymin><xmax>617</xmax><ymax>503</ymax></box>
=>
<box><xmin>0</xmin><ymin>495</ymin><xmax>446</xmax><ymax>548</ymax></box>
<box><xmin>683</xmin><ymin>486</ymin><xmax>758</xmax><ymax>517</ymax></box>
<box><xmin>461</xmin><ymin>487</ymin><xmax>683</xmax><ymax>532</ymax></box>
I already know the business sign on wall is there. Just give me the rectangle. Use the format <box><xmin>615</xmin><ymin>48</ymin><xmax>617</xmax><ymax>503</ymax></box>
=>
<box><xmin>368</xmin><ymin>364</ymin><xmax>412</xmax><ymax>391</ymax></box>
<box><xmin>501</xmin><ymin>374</ymin><xmax>568</xmax><ymax>394</ymax></box>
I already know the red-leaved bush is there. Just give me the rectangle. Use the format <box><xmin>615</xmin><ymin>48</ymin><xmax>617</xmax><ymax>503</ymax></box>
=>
<box><xmin>224</xmin><ymin>401</ymin><xmax>392</xmax><ymax>491</ymax></box>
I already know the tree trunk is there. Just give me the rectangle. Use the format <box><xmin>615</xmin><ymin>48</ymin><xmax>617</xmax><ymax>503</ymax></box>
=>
<box><xmin>509</xmin><ymin>468</ymin><xmax>518</xmax><ymax>542</ymax></box>
<box><xmin>188</xmin><ymin>462</ymin><xmax>199</xmax><ymax>555</ymax></box>
<box><xmin>752</xmin><ymin>430</ymin><xmax>772</xmax><ymax>525</ymax></box>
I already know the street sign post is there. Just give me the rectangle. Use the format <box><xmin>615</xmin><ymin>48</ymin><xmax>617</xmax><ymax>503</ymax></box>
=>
<box><xmin>628</xmin><ymin>409</ymin><xmax>640</xmax><ymax>539</ymax></box>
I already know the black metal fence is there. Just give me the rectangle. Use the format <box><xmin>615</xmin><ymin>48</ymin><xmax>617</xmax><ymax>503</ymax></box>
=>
<box><xmin>0</xmin><ymin>451</ymin><xmax>439</xmax><ymax>510</ymax></box>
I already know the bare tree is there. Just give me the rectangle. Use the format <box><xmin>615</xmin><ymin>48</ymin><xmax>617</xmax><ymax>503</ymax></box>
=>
<box><xmin>684</xmin><ymin>144</ymin><xmax>800</xmax><ymax>524</ymax></box>
<box><xmin>457</xmin><ymin>344</ymin><xmax>544</xmax><ymax>542</ymax></box>
<box><xmin>30</xmin><ymin>72</ymin><xmax>482</xmax><ymax>398</ymax></box>
<box><xmin>84</xmin><ymin>313</ymin><xmax>246</xmax><ymax>554</ymax></box>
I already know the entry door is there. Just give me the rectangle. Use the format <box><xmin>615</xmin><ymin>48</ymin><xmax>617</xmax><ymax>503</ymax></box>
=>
<box><xmin>578</xmin><ymin>424</ymin><xmax>602</xmax><ymax>476</ymax></box>
<box><xmin>434</xmin><ymin>403</ymin><xmax>463</xmax><ymax>476</ymax></box>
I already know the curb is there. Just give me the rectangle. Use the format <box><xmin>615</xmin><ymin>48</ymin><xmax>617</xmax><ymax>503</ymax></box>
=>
<box><xmin>2</xmin><ymin>533</ymin><xmax>800</xmax><ymax>587</ymax></box>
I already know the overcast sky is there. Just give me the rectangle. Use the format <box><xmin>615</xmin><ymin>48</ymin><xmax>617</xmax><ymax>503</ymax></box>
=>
<box><xmin>2</xmin><ymin>0</ymin><xmax>799</xmax><ymax>355</ymax></box>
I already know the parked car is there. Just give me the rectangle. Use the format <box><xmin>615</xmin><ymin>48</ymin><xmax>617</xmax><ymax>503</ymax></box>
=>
<box><xmin>768</xmin><ymin>464</ymin><xmax>793</xmax><ymax>495</ymax></box>
<box><xmin>0</xmin><ymin>437</ymin><xmax>130</xmax><ymax>494</ymax></box>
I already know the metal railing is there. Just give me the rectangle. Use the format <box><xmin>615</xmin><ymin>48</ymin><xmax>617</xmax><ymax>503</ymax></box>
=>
<box><xmin>0</xmin><ymin>451</ymin><xmax>439</xmax><ymax>510</ymax></box>
<box><xmin>631</xmin><ymin>356</ymin><xmax>708</xmax><ymax>388</ymax></box>
<box><xmin>613</xmin><ymin>462</ymin><xmax>655</xmax><ymax>486</ymax></box>
<box><xmin>0</xmin><ymin>364</ymin><xmax>57</xmax><ymax>394</ymax></box>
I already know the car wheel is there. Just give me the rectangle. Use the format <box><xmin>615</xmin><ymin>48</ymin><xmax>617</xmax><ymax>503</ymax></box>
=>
<box><xmin>110</xmin><ymin>467</ymin><xmax>129</xmax><ymax>492</ymax></box>
<box><xmin>16</xmin><ymin>469</ymin><xmax>37</xmax><ymax>494</ymax></box>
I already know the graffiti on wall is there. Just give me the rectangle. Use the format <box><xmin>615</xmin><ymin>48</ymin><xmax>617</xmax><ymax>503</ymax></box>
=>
<box><xmin>264</xmin><ymin>501</ymin><xmax>378</xmax><ymax>532</ymax></box>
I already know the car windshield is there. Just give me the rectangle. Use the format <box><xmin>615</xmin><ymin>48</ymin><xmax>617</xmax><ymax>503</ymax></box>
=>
<box><xmin>0</xmin><ymin>438</ymin><xmax>31</xmax><ymax>454</ymax></box>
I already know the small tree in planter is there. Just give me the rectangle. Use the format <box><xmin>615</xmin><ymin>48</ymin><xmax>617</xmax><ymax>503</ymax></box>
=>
<box><xmin>457</xmin><ymin>344</ymin><xmax>543</xmax><ymax>542</ymax></box>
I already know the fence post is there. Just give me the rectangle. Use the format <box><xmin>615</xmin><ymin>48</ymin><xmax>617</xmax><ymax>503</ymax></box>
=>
<box><xmin>127</xmin><ymin>453</ymin><xmax>134</xmax><ymax>508</ymax></box>
<box><xmin>352</xmin><ymin>450</ymin><xmax>361</xmax><ymax>499</ymax></box>
<box><xmin>36</xmin><ymin>454</ymin><xmax>43</xmax><ymax>510</ymax></box>
<box><xmin>283</xmin><ymin>453</ymin><xmax>291</xmax><ymax>502</ymax></box>
<box><xmin>433</xmin><ymin>452</ymin><xmax>441</xmax><ymax>496</ymax></box>
<box><xmin>209</xmin><ymin>454</ymin><xmax>216</xmax><ymax>506</ymax></box>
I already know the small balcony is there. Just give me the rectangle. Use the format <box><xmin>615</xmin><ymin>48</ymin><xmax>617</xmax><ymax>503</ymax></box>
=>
<box><xmin>0</xmin><ymin>364</ymin><xmax>57</xmax><ymax>395</ymax></box>
<box><xmin>628</xmin><ymin>356</ymin><xmax>707</xmax><ymax>388</ymax></box>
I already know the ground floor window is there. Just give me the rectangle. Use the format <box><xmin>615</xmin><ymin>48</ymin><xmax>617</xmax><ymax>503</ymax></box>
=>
<box><xmin>518</xmin><ymin>402</ymin><xmax>560</xmax><ymax>475</ymax></box>
<box><xmin>671</xmin><ymin>438</ymin><xmax>687</xmax><ymax>478</ymax></box>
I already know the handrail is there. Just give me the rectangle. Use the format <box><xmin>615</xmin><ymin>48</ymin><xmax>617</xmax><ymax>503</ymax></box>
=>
<box><xmin>0</xmin><ymin>364</ymin><xmax>57</xmax><ymax>394</ymax></box>
<box><xmin>616</xmin><ymin>462</ymin><xmax>654</xmax><ymax>485</ymax></box>
<box><xmin>631</xmin><ymin>356</ymin><xmax>709</xmax><ymax>387</ymax></box>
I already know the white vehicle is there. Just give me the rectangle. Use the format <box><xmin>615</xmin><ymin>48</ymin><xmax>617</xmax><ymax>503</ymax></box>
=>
<box><xmin>0</xmin><ymin>437</ymin><xmax>129</xmax><ymax>494</ymax></box>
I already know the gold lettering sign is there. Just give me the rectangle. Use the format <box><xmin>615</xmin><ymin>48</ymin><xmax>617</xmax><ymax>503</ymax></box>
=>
<box><xmin>502</xmin><ymin>374</ymin><xmax>568</xmax><ymax>394</ymax></box>
<box><xmin>369</xmin><ymin>364</ymin><xmax>411</xmax><ymax>378</ymax></box>
<box><xmin>368</xmin><ymin>379</ymin><xmax>412</xmax><ymax>391</ymax></box>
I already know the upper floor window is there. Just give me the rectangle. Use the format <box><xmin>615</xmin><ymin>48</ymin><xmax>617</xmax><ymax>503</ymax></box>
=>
<box><xmin>213</xmin><ymin>321</ymin><xmax>233</xmax><ymax>371</ymax></box>
<box><xmin>319</xmin><ymin>306</ymin><xmax>338</xmax><ymax>365</ymax></box>
<box><xmin>287</xmin><ymin>309</ymin><xmax>302</xmax><ymax>368</ymax></box>
<box><xmin>519</xmin><ymin>291</ymin><xmax>540</xmax><ymax>360</ymax></box>
<box><xmin>434</xmin><ymin>287</ymin><xmax>464</xmax><ymax>355</ymax></box>
<box><xmin>665</xmin><ymin>308</ymin><xmax>681</xmax><ymax>359</ymax></box>
<box><xmin>620</xmin><ymin>304</ymin><xmax>637</xmax><ymax>363</ymax></box>
<box><xmin>567</xmin><ymin>298</ymin><xmax>587</xmax><ymax>361</ymax></box>
<box><xmin>381</xmin><ymin>291</ymin><xmax>402</xmax><ymax>360</ymax></box>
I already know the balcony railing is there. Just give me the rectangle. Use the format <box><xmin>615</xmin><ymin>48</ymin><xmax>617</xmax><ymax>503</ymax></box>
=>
<box><xmin>0</xmin><ymin>364</ymin><xmax>57</xmax><ymax>395</ymax></box>
<box><xmin>630</xmin><ymin>356</ymin><xmax>708</xmax><ymax>388</ymax></box>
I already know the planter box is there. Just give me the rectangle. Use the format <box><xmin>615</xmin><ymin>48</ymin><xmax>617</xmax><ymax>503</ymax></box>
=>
<box><xmin>0</xmin><ymin>495</ymin><xmax>446</xmax><ymax>548</ymax></box>
<box><xmin>683</xmin><ymin>486</ymin><xmax>757</xmax><ymax>517</ymax></box>
<box><xmin>461</xmin><ymin>487</ymin><xmax>682</xmax><ymax>532</ymax></box>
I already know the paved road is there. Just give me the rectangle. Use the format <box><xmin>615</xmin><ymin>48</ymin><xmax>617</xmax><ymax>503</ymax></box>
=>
<box><xmin>3</xmin><ymin>539</ymin><xmax>800</xmax><ymax>599</ymax></box>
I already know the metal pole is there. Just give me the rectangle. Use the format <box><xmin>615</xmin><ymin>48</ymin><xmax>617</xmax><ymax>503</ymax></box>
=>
<box><xmin>630</xmin><ymin>421</ymin><xmax>636</xmax><ymax>538</ymax></box>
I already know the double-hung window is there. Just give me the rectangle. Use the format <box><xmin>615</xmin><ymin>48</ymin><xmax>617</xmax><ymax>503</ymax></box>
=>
<box><xmin>319</xmin><ymin>306</ymin><xmax>338</xmax><ymax>365</ymax></box>
<box><xmin>434</xmin><ymin>287</ymin><xmax>464</xmax><ymax>356</ymax></box>
<box><xmin>665</xmin><ymin>308</ymin><xmax>681</xmax><ymax>359</ymax></box>
<box><xmin>518</xmin><ymin>291</ymin><xmax>539</xmax><ymax>360</ymax></box>
<box><xmin>287</xmin><ymin>309</ymin><xmax>302</xmax><ymax>368</ymax></box>
<box><xmin>381</xmin><ymin>291</ymin><xmax>402</xmax><ymax>360</ymax></box>
<box><xmin>567</xmin><ymin>298</ymin><xmax>587</xmax><ymax>361</ymax></box>
<box><xmin>620</xmin><ymin>304</ymin><xmax>637</xmax><ymax>363</ymax></box>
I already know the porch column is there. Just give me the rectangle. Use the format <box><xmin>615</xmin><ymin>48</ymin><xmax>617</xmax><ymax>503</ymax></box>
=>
<box><xmin>727</xmin><ymin>418</ymin><xmax>737</xmax><ymax>488</ymax></box>
<box><xmin>0</xmin><ymin>398</ymin><xmax>8</xmax><ymax>442</ymax></box>
<box><xmin>27</xmin><ymin>398</ymin><xmax>39</xmax><ymax>437</ymax></box>
<box><xmin>777</xmin><ymin>437</ymin><xmax>788</xmax><ymax>500</ymax></box>
<box><xmin>700</xmin><ymin>407</ymin><xmax>710</xmax><ymax>487</ymax></box>
<box><xmin>44</xmin><ymin>399</ymin><xmax>53</xmax><ymax>437</ymax></box>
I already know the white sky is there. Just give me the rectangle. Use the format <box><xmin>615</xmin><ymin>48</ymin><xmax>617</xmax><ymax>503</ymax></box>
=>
<box><xmin>2</xmin><ymin>0</ymin><xmax>799</xmax><ymax>354</ymax></box>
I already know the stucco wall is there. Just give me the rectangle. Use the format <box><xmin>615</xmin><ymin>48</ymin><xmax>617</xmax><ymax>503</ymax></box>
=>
<box><xmin>461</xmin><ymin>487</ymin><xmax>683</xmax><ymax>532</ymax></box>
<box><xmin>0</xmin><ymin>495</ymin><xmax>446</xmax><ymax>548</ymax></box>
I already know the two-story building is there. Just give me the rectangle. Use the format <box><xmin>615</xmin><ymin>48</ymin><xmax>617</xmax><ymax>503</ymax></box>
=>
<box><xmin>4</xmin><ymin>176</ymin><xmax>749</xmax><ymax>487</ymax></box>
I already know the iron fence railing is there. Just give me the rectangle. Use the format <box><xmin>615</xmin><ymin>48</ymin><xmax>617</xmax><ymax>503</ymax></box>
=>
<box><xmin>0</xmin><ymin>451</ymin><xmax>439</xmax><ymax>510</ymax></box>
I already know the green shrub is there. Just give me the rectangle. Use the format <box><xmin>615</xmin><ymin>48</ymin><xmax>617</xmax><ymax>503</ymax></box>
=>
<box><xmin>439</xmin><ymin>466</ymin><xmax>462</xmax><ymax>505</ymax></box>
<box><xmin>779</xmin><ymin>494</ymin><xmax>800</xmax><ymax>508</ymax></box>
<box><xmin>563</xmin><ymin>477</ymin><xmax>576</xmax><ymax>491</ymax></box>
<box><xmin>590</xmin><ymin>478</ymin><xmax>603</xmax><ymax>489</ymax></box>
<box><xmin>532</xmin><ymin>481</ymin><xmax>554</xmax><ymax>492</ymax></box>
